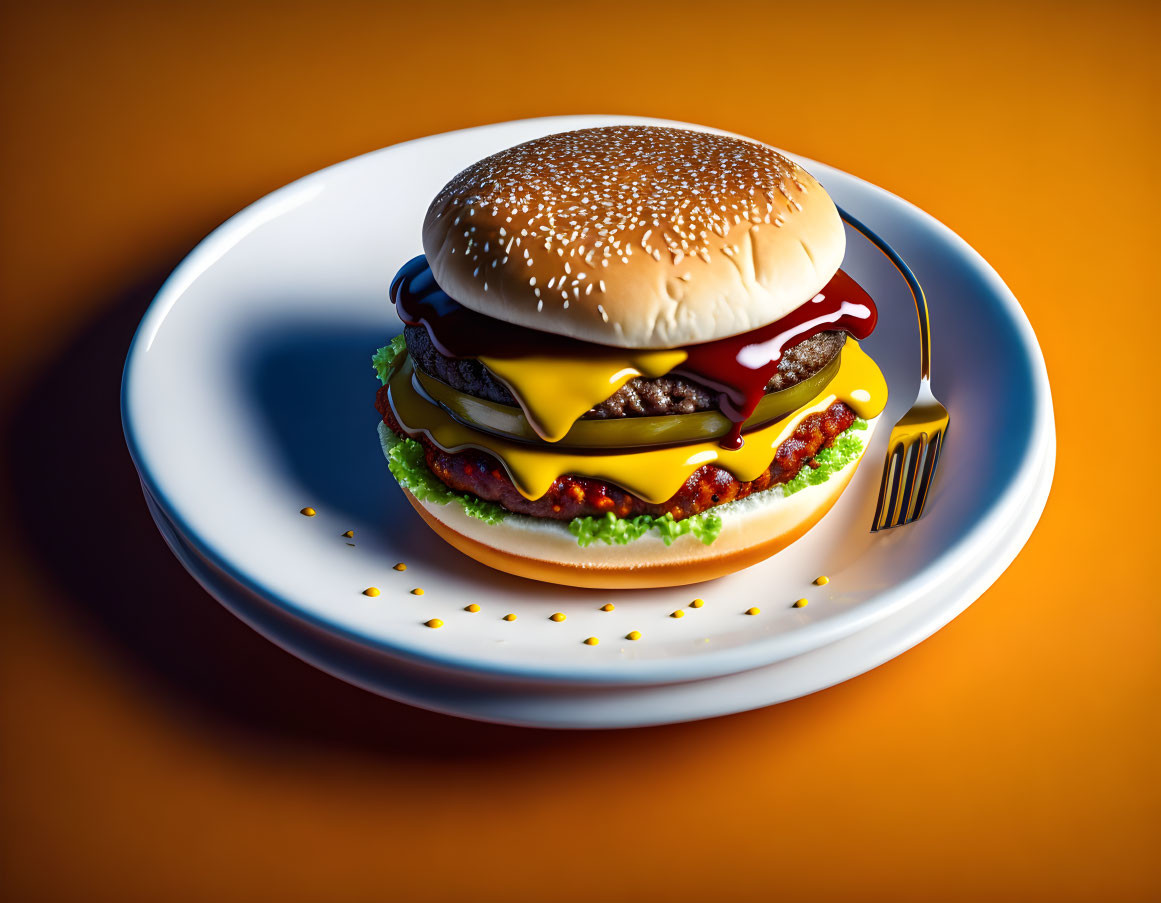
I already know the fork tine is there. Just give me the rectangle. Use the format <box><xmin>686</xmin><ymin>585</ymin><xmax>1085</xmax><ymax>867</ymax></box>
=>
<box><xmin>870</xmin><ymin>443</ymin><xmax>902</xmax><ymax>532</ymax></box>
<box><xmin>877</xmin><ymin>441</ymin><xmax>905</xmax><ymax>531</ymax></box>
<box><xmin>887</xmin><ymin>440</ymin><xmax>915</xmax><ymax>527</ymax></box>
<box><xmin>887</xmin><ymin>445</ymin><xmax>905</xmax><ymax>524</ymax></box>
<box><xmin>895</xmin><ymin>433</ymin><xmax>927</xmax><ymax>526</ymax></box>
<box><xmin>909</xmin><ymin>429</ymin><xmax>944</xmax><ymax>522</ymax></box>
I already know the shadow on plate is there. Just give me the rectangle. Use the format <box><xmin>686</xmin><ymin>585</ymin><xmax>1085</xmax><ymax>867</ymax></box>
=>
<box><xmin>239</xmin><ymin>317</ymin><xmax>696</xmax><ymax>600</ymax></box>
<box><xmin>243</xmin><ymin>318</ymin><xmax>397</xmax><ymax>530</ymax></box>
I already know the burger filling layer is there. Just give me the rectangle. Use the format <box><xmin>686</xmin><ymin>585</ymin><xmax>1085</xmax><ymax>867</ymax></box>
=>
<box><xmin>404</xmin><ymin>324</ymin><xmax>847</xmax><ymax>419</ymax></box>
<box><xmin>377</xmin><ymin>390</ymin><xmax>859</xmax><ymax>522</ymax></box>
<box><xmin>372</xmin><ymin>334</ymin><xmax>885</xmax><ymax>548</ymax></box>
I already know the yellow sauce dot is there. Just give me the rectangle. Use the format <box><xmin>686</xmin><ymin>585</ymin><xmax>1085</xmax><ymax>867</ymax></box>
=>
<box><xmin>745</xmin><ymin>607</ymin><xmax>761</xmax><ymax>616</ymax></box>
<box><xmin>550</xmin><ymin>612</ymin><xmax>566</xmax><ymax>622</ymax></box>
<box><xmin>600</xmin><ymin>603</ymin><xmax>615</xmax><ymax>612</ymax></box>
<box><xmin>465</xmin><ymin>603</ymin><xmax>481</xmax><ymax>613</ymax></box>
<box><xmin>626</xmin><ymin>630</ymin><xmax>642</xmax><ymax>641</ymax></box>
<box><xmin>793</xmin><ymin>598</ymin><xmax>809</xmax><ymax>608</ymax></box>
<box><xmin>300</xmin><ymin>507</ymin><xmax>316</xmax><ymax>517</ymax></box>
<box><xmin>342</xmin><ymin>530</ymin><xmax>354</xmax><ymax>538</ymax></box>
<box><xmin>393</xmin><ymin>562</ymin><xmax>407</xmax><ymax>571</ymax></box>
<box><xmin>671</xmin><ymin>610</ymin><xmax>685</xmax><ymax>619</ymax></box>
<box><xmin>584</xmin><ymin>637</ymin><xmax>599</xmax><ymax>646</ymax></box>
<box><xmin>362</xmin><ymin>587</ymin><xmax>380</xmax><ymax>597</ymax></box>
<box><xmin>690</xmin><ymin>598</ymin><xmax>705</xmax><ymax>608</ymax></box>
<box><xmin>425</xmin><ymin>618</ymin><xmax>443</xmax><ymax>629</ymax></box>
<box><xmin>411</xmin><ymin>588</ymin><xmax>424</xmax><ymax>596</ymax></box>
<box><xmin>503</xmin><ymin>613</ymin><xmax>517</xmax><ymax>621</ymax></box>
<box><xmin>814</xmin><ymin>575</ymin><xmax>830</xmax><ymax>586</ymax></box>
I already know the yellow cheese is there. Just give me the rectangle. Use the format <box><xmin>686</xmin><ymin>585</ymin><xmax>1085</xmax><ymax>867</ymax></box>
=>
<box><xmin>478</xmin><ymin>350</ymin><xmax>687</xmax><ymax>442</ymax></box>
<box><xmin>389</xmin><ymin>341</ymin><xmax>887</xmax><ymax>505</ymax></box>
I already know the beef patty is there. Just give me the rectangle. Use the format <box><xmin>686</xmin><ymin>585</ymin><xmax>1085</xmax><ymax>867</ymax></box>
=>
<box><xmin>378</xmin><ymin>387</ymin><xmax>857</xmax><ymax>521</ymax></box>
<box><xmin>403</xmin><ymin>325</ymin><xmax>846</xmax><ymax>418</ymax></box>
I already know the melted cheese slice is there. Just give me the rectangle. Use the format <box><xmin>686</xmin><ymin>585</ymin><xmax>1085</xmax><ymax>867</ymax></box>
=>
<box><xmin>478</xmin><ymin>350</ymin><xmax>688</xmax><ymax>442</ymax></box>
<box><xmin>389</xmin><ymin>341</ymin><xmax>887</xmax><ymax>505</ymax></box>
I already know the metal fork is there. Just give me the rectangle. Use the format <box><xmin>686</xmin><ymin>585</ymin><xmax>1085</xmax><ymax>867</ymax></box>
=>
<box><xmin>838</xmin><ymin>208</ymin><xmax>950</xmax><ymax>531</ymax></box>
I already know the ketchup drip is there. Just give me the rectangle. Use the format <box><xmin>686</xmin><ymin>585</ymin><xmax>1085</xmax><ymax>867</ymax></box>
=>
<box><xmin>391</xmin><ymin>255</ymin><xmax>877</xmax><ymax>449</ymax></box>
<box><xmin>677</xmin><ymin>269</ymin><xmax>877</xmax><ymax>448</ymax></box>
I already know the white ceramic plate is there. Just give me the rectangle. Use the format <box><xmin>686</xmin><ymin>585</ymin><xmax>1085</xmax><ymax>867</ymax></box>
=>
<box><xmin>122</xmin><ymin>115</ymin><xmax>1054</xmax><ymax>692</ymax></box>
<box><xmin>142</xmin><ymin>433</ymin><xmax>1053</xmax><ymax>728</ymax></box>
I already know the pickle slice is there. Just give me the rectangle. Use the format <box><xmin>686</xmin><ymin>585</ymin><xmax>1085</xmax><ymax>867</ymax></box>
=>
<box><xmin>411</xmin><ymin>354</ymin><xmax>840</xmax><ymax>449</ymax></box>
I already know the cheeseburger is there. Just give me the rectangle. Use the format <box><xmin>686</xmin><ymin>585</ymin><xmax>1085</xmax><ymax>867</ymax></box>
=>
<box><xmin>373</xmin><ymin>126</ymin><xmax>887</xmax><ymax>588</ymax></box>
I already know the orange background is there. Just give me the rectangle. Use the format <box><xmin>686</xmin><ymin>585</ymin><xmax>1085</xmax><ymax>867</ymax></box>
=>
<box><xmin>1</xmin><ymin>2</ymin><xmax>1158</xmax><ymax>900</ymax></box>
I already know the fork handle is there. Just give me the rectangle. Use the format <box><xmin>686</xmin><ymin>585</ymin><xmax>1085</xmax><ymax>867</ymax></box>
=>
<box><xmin>838</xmin><ymin>207</ymin><xmax>932</xmax><ymax>381</ymax></box>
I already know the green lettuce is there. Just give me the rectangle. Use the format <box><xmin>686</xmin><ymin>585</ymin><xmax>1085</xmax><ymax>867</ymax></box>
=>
<box><xmin>569</xmin><ymin>511</ymin><xmax>724</xmax><ymax>548</ymax></box>
<box><xmin>781</xmin><ymin>419</ymin><xmax>868</xmax><ymax>496</ymax></box>
<box><xmin>381</xmin><ymin>428</ymin><xmax>509</xmax><ymax>525</ymax></box>
<box><xmin>372</xmin><ymin>334</ymin><xmax>408</xmax><ymax>385</ymax></box>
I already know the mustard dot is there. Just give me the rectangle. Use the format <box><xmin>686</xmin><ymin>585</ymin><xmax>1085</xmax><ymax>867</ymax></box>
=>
<box><xmin>626</xmin><ymin>630</ymin><xmax>642</xmax><ymax>641</ymax></box>
<box><xmin>671</xmin><ymin>610</ymin><xmax>685</xmax><ymax>619</ymax></box>
<box><xmin>425</xmin><ymin>618</ymin><xmax>443</xmax><ymax>629</ymax></box>
<box><xmin>600</xmin><ymin>603</ymin><xmax>615</xmax><ymax>612</ymax></box>
<box><xmin>362</xmin><ymin>587</ymin><xmax>380</xmax><ymax>597</ymax></box>
<box><xmin>341</xmin><ymin>530</ymin><xmax>354</xmax><ymax>538</ymax></box>
<box><xmin>503</xmin><ymin>613</ymin><xmax>517</xmax><ymax>621</ymax></box>
<box><xmin>300</xmin><ymin>507</ymin><xmax>316</xmax><ymax>517</ymax></box>
<box><xmin>550</xmin><ymin>612</ymin><xmax>566</xmax><ymax>622</ymax></box>
<box><xmin>393</xmin><ymin>562</ymin><xmax>407</xmax><ymax>571</ymax></box>
<box><xmin>584</xmin><ymin>637</ymin><xmax>599</xmax><ymax>646</ymax></box>
<box><xmin>793</xmin><ymin>598</ymin><xmax>809</xmax><ymax>608</ymax></box>
<box><xmin>690</xmin><ymin>598</ymin><xmax>705</xmax><ymax>608</ymax></box>
<box><xmin>411</xmin><ymin>588</ymin><xmax>424</xmax><ymax>596</ymax></box>
<box><xmin>465</xmin><ymin>604</ymin><xmax>481</xmax><ymax>613</ymax></box>
<box><xmin>814</xmin><ymin>575</ymin><xmax>829</xmax><ymax>586</ymax></box>
<box><xmin>745</xmin><ymin>607</ymin><xmax>761</xmax><ymax>616</ymax></box>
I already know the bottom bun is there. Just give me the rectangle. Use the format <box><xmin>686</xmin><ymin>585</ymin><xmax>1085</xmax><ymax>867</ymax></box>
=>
<box><xmin>393</xmin><ymin>418</ymin><xmax>878</xmax><ymax>589</ymax></box>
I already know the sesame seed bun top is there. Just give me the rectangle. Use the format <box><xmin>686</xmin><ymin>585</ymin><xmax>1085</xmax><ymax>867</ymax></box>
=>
<box><xmin>421</xmin><ymin>126</ymin><xmax>845</xmax><ymax>349</ymax></box>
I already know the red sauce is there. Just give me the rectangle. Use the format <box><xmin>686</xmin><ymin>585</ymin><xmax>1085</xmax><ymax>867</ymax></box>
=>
<box><xmin>391</xmin><ymin>256</ymin><xmax>877</xmax><ymax>449</ymax></box>
<box><xmin>678</xmin><ymin>269</ymin><xmax>876</xmax><ymax>447</ymax></box>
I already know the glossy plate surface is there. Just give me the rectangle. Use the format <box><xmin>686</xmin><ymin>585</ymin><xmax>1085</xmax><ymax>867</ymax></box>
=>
<box><xmin>143</xmin><ymin>437</ymin><xmax>1052</xmax><ymax>728</ymax></box>
<box><xmin>122</xmin><ymin>115</ymin><xmax>1054</xmax><ymax>687</ymax></box>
